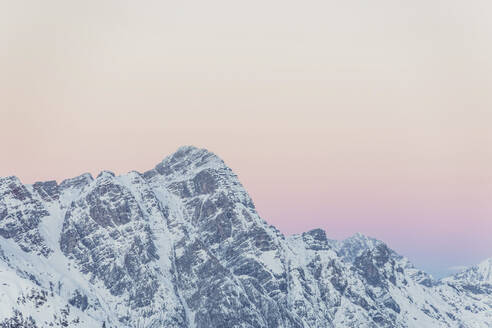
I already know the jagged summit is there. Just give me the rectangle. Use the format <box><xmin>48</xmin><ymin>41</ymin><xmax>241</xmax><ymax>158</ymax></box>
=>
<box><xmin>0</xmin><ymin>175</ymin><xmax>20</xmax><ymax>185</ymax></box>
<box><xmin>96</xmin><ymin>170</ymin><xmax>116</xmax><ymax>179</ymax></box>
<box><xmin>2</xmin><ymin>146</ymin><xmax>226</xmax><ymax>193</ymax></box>
<box><xmin>478</xmin><ymin>257</ymin><xmax>492</xmax><ymax>281</ymax></box>
<box><xmin>343</xmin><ymin>232</ymin><xmax>382</xmax><ymax>244</ymax></box>
<box><xmin>148</xmin><ymin>145</ymin><xmax>228</xmax><ymax>181</ymax></box>
<box><xmin>59</xmin><ymin>172</ymin><xmax>94</xmax><ymax>190</ymax></box>
<box><xmin>445</xmin><ymin>257</ymin><xmax>492</xmax><ymax>286</ymax></box>
<box><xmin>335</xmin><ymin>232</ymin><xmax>389</xmax><ymax>262</ymax></box>
<box><xmin>293</xmin><ymin>228</ymin><xmax>337</xmax><ymax>251</ymax></box>
<box><xmin>0</xmin><ymin>147</ymin><xmax>490</xmax><ymax>328</ymax></box>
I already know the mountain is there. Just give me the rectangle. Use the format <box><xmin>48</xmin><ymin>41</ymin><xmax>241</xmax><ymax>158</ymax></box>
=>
<box><xmin>0</xmin><ymin>146</ymin><xmax>490</xmax><ymax>328</ymax></box>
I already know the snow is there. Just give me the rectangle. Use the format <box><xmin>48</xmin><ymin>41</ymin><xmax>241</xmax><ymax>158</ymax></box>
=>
<box><xmin>0</xmin><ymin>146</ymin><xmax>490</xmax><ymax>327</ymax></box>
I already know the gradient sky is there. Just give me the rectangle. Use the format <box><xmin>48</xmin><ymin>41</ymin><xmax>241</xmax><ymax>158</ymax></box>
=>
<box><xmin>1</xmin><ymin>0</ymin><xmax>491</xmax><ymax>278</ymax></box>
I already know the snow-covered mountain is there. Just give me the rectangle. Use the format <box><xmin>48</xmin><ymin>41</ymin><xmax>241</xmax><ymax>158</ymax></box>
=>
<box><xmin>0</xmin><ymin>146</ymin><xmax>490</xmax><ymax>328</ymax></box>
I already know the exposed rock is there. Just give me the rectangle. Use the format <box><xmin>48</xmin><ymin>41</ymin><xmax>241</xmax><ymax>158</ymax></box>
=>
<box><xmin>0</xmin><ymin>146</ymin><xmax>490</xmax><ymax>328</ymax></box>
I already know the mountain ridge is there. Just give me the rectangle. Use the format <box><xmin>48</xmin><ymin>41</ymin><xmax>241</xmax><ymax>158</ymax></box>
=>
<box><xmin>0</xmin><ymin>146</ymin><xmax>490</xmax><ymax>327</ymax></box>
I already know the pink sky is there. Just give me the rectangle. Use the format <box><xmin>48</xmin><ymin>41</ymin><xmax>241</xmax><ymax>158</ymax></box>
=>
<box><xmin>1</xmin><ymin>0</ymin><xmax>491</xmax><ymax>277</ymax></box>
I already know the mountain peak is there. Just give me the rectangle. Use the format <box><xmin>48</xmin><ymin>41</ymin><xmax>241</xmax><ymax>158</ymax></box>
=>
<box><xmin>0</xmin><ymin>175</ymin><xmax>22</xmax><ymax>187</ymax></box>
<box><xmin>59</xmin><ymin>173</ymin><xmax>94</xmax><ymax>190</ymax></box>
<box><xmin>0</xmin><ymin>148</ymin><xmax>491</xmax><ymax>327</ymax></box>
<box><xmin>175</xmin><ymin>145</ymin><xmax>205</xmax><ymax>154</ymax></box>
<box><xmin>297</xmin><ymin>228</ymin><xmax>337</xmax><ymax>250</ymax></box>
<box><xmin>337</xmin><ymin>233</ymin><xmax>390</xmax><ymax>263</ymax></box>
<box><xmin>96</xmin><ymin>170</ymin><xmax>116</xmax><ymax>179</ymax></box>
<box><xmin>447</xmin><ymin>257</ymin><xmax>492</xmax><ymax>286</ymax></box>
<box><xmin>342</xmin><ymin>232</ymin><xmax>381</xmax><ymax>247</ymax></box>
<box><xmin>169</xmin><ymin>145</ymin><xmax>224</xmax><ymax>166</ymax></box>
<box><xmin>149</xmin><ymin>146</ymin><xmax>228</xmax><ymax>181</ymax></box>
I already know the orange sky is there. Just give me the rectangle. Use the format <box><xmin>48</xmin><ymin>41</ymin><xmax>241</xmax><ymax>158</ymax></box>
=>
<box><xmin>1</xmin><ymin>0</ymin><xmax>491</xmax><ymax>277</ymax></box>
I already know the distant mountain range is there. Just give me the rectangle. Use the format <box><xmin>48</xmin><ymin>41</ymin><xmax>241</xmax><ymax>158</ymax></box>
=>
<box><xmin>0</xmin><ymin>146</ymin><xmax>490</xmax><ymax>327</ymax></box>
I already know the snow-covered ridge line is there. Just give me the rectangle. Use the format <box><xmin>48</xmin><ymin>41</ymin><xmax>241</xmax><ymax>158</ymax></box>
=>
<box><xmin>0</xmin><ymin>145</ymin><xmax>490</xmax><ymax>328</ymax></box>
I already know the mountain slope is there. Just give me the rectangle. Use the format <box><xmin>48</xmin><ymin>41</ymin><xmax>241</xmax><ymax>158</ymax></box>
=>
<box><xmin>0</xmin><ymin>146</ymin><xmax>490</xmax><ymax>328</ymax></box>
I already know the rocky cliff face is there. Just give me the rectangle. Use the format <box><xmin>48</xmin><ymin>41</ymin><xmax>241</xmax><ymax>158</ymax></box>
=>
<box><xmin>0</xmin><ymin>146</ymin><xmax>490</xmax><ymax>328</ymax></box>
